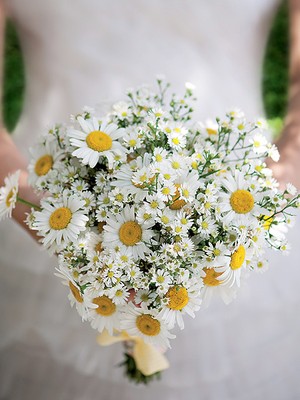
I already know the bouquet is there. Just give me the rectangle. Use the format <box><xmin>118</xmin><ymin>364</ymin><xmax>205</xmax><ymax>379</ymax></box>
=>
<box><xmin>1</xmin><ymin>78</ymin><xmax>299</xmax><ymax>384</ymax></box>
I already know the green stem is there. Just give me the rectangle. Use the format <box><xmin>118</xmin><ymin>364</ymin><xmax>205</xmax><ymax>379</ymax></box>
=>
<box><xmin>17</xmin><ymin>196</ymin><xmax>41</xmax><ymax>211</ymax></box>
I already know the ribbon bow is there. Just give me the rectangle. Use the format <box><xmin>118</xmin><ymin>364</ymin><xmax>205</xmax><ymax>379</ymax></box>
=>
<box><xmin>97</xmin><ymin>330</ymin><xmax>169</xmax><ymax>376</ymax></box>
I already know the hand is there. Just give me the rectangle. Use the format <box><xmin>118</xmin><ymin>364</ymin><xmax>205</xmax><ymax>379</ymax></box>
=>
<box><xmin>0</xmin><ymin>128</ymin><xmax>41</xmax><ymax>240</ymax></box>
<box><xmin>12</xmin><ymin>169</ymin><xmax>42</xmax><ymax>240</ymax></box>
<box><xmin>267</xmin><ymin>124</ymin><xmax>300</xmax><ymax>190</ymax></box>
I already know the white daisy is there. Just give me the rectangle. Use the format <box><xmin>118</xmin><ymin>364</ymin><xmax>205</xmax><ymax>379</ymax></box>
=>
<box><xmin>152</xmin><ymin>147</ymin><xmax>169</xmax><ymax>169</ymax></box>
<box><xmin>144</xmin><ymin>195</ymin><xmax>165</xmax><ymax>217</ymax></box>
<box><xmin>135</xmin><ymin>289</ymin><xmax>156</xmax><ymax>307</ymax></box>
<box><xmin>218</xmin><ymin>170</ymin><xmax>262</xmax><ymax>224</ymax></box>
<box><xmin>198</xmin><ymin>119</ymin><xmax>219</xmax><ymax>140</ymax></box>
<box><xmin>108</xmin><ymin>284</ymin><xmax>130</xmax><ymax>305</ymax></box>
<box><xmin>121</xmin><ymin>305</ymin><xmax>175</xmax><ymax>349</ymax></box>
<box><xmin>160</xmin><ymin>154</ymin><xmax>188</xmax><ymax>178</ymax></box>
<box><xmin>103</xmin><ymin>205</ymin><xmax>154</xmax><ymax>259</ymax></box>
<box><xmin>249</xmin><ymin>133</ymin><xmax>268</xmax><ymax>154</ymax></box>
<box><xmin>267</xmin><ymin>143</ymin><xmax>280</xmax><ymax>162</ymax></box>
<box><xmin>156</xmin><ymin>181</ymin><xmax>176</xmax><ymax>202</ymax></box>
<box><xmin>216</xmin><ymin>243</ymin><xmax>250</xmax><ymax>287</ymax></box>
<box><xmin>123</xmin><ymin>127</ymin><xmax>142</xmax><ymax>150</ymax></box>
<box><xmin>28</xmin><ymin>141</ymin><xmax>64</xmax><ymax>187</ymax></box>
<box><xmin>0</xmin><ymin>170</ymin><xmax>20</xmax><ymax>221</ymax></box>
<box><xmin>151</xmin><ymin>268</ymin><xmax>172</xmax><ymax>292</ymax></box>
<box><xmin>167</xmin><ymin>130</ymin><xmax>187</xmax><ymax>150</ymax></box>
<box><xmin>85</xmin><ymin>230</ymin><xmax>104</xmax><ymax>264</ymax></box>
<box><xmin>168</xmin><ymin>170</ymin><xmax>201</xmax><ymax>211</ymax></box>
<box><xmin>88</xmin><ymin>295</ymin><xmax>121</xmax><ymax>334</ymax></box>
<box><xmin>55</xmin><ymin>263</ymin><xmax>90</xmax><ymax>321</ymax></box>
<box><xmin>112</xmin><ymin>101</ymin><xmax>131</xmax><ymax>120</ymax></box>
<box><xmin>200</xmin><ymin>266</ymin><xmax>237</xmax><ymax>307</ymax></box>
<box><xmin>159</xmin><ymin>283</ymin><xmax>201</xmax><ymax>330</ymax></box>
<box><xmin>196</xmin><ymin>216</ymin><xmax>217</xmax><ymax>238</ymax></box>
<box><xmin>33</xmin><ymin>191</ymin><xmax>88</xmax><ymax>247</ymax></box>
<box><xmin>68</xmin><ymin>116</ymin><xmax>126</xmax><ymax>168</ymax></box>
<box><xmin>113</xmin><ymin>154</ymin><xmax>153</xmax><ymax>201</ymax></box>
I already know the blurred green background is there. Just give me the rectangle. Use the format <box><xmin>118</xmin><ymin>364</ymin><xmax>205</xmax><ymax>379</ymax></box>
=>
<box><xmin>2</xmin><ymin>1</ymin><xmax>289</xmax><ymax>133</ymax></box>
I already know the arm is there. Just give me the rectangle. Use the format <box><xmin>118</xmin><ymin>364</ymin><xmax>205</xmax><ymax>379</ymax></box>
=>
<box><xmin>0</xmin><ymin>5</ymin><xmax>39</xmax><ymax>238</ymax></box>
<box><xmin>268</xmin><ymin>0</ymin><xmax>300</xmax><ymax>189</ymax></box>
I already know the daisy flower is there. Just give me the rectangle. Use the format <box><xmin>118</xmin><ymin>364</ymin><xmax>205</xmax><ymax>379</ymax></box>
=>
<box><xmin>85</xmin><ymin>230</ymin><xmax>104</xmax><ymax>263</ymax></box>
<box><xmin>216</xmin><ymin>243</ymin><xmax>250</xmax><ymax>287</ymax></box>
<box><xmin>103</xmin><ymin>205</ymin><xmax>154</xmax><ymax>259</ymax></box>
<box><xmin>123</xmin><ymin>127</ymin><xmax>142</xmax><ymax>150</ymax></box>
<box><xmin>152</xmin><ymin>147</ymin><xmax>169</xmax><ymax>169</ymax></box>
<box><xmin>218</xmin><ymin>170</ymin><xmax>262</xmax><ymax>224</ymax></box>
<box><xmin>121</xmin><ymin>305</ymin><xmax>175</xmax><ymax>349</ymax></box>
<box><xmin>160</xmin><ymin>154</ymin><xmax>188</xmax><ymax>178</ymax></box>
<box><xmin>0</xmin><ymin>170</ymin><xmax>20</xmax><ymax>221</ymax></box>
<box><xmin>113</xmin><ymin>154</ymin><xmax>153</xmax><ymax>201</ymax></box>
<box><xmin>68</xmin><ymin>116</ymin><xmax>126</xmax><ymax>168</ymax></box>
<box><xmin>156</xmin><ymin>181</ymin><xmax>176</xmax><ymax>202</ymax></box>
<box><xmin>200</xmin><ymin>267</ymin><xmax>237</xmax><ymax>307</ymax></box>
<box><xmin>28</xmin><ymin>141</ymin><xmax>64</xmax><ymax>187</ymax></box>
<box><xmin>267</xmin><ymin>143</ymin><xmax>280</xmax><ymax>162</ymax></box>
<box><xmin>151</xmin><ymin>268</ymin><xmax>172</xmax><ymax>292</ymax></box>
<box><xmin>196</xmin><ymin>216</ymin><xmax>217</xmax><ymax>238</ymax></box>
<box><xmin>167</xmin><ymin>130</ymin><xmax>187</xmax><ymax>150</ymax></box>
<box><xmin>159</xmin><ymin>283</ymin><xmax>201</xmax><ymax>330</ymax></box>
<box><xmin>135</xmin><ymin>289</ymin><xmax>156</xmax><ymax>307</ymax></box>
<box><xmin>55</xmin><ymin>262</ymin><xmax>90</xmax><ymax>321</ymax></box>
<box><xmin>112</xmin><ymin>101</ymin><xmax>131</xmax><ymax>120</ymax></box>
<box><xmin>33</xmin><ymin>191</ymin><xmax>88</xmax><ymax>247</ymax></box>
<box><xmin>167</xmin><ymin>170</ymin><xmax>201</xmax><ymax>211</ymax></box>
<box><xmin>198</xmin><ymin>119</ymin><xmax>219</xmax><ymax>140</ymax></box>
<box><xmin>88</xmin><ymin>294</ymin><xmax>121</xmax><ymax>334</ymax></box>
<box><xmin>108</xmin><ymin>284</ymin><xmax>130</xmax><ymax>305</ymax></box>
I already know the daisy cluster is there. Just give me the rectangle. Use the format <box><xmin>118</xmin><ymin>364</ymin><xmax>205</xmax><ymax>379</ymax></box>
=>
<box><xmin>2</xmin><ymin>79</ymin><xmax>299</xmax><ymax>350</ymax></box>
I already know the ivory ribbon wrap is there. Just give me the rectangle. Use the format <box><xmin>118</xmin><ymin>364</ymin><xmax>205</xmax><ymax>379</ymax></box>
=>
<box><xmin>97</xmin><ymin>330</ymin><xmax>169</xmax><ymax>376</ymax></box>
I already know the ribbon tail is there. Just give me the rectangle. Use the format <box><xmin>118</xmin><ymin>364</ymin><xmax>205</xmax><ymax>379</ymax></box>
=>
<box><xmin>133</xmin><ymin>339</ymin><xmax>169</xmax><ymax>376</ymax></box>
<box><xmin>97</xmin><ymin>329</ymin><xmax>130</xmax><ymax>346</ymax></box>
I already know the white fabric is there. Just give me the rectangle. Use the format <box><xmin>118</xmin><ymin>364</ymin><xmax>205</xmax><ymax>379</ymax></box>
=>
<box><xmin>2</xmin><ymin>1</ymin><xmax>300</xmax><ymax>399</ymax></box>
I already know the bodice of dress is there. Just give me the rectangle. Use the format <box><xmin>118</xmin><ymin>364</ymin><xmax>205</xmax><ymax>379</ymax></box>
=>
<box><xmin>5</xmin><ymin>0</ymin><xmax>281</xmax><ymax>154</ymax></box>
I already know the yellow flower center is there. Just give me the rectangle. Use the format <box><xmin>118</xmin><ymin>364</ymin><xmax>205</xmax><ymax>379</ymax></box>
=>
<box><xmin>172</xmin><ymin>161</ymin><xmax>180</xmax><ymax>169</ymax></box>
<box><xmin>162</xmin><ymin>187</ymin><xmax>171</xmax><ymax>195</ymax></box>
<box><xmin>5</xmin><ymin>190</ymin><xmax>14</xmax><ymax>207</ymax></box>
<box><xmin>136</xmin><ymin>314</ymin><xmax>161</xmax><ymax>336</ymax></box>
<box><xmin>95</xmin><ymin>242</ymin><xmax>103</xmax><ymax>253</ymax></box>
<box><xmin>129</xmin><ymin>139</ymin><xmax>137</xmax><ymax>147</ymax></box>
<box><xmin>169</xmin><ymin>185</ymin><xmax>186</xmax><ymax>210</ymax></box>
<box><xmin>34</xmin><ymin>154</ymin><xmax>53</xmax><ymax>176</ymax></box>
<box><xmin>202</xmin><ymin>267</ymin><xmax>223</xmax><ymax>286</ymax></box>
<box><xmin>92</xmin><ymin>296</ymin><xmax>116</xmax><ymax>316</ymax></box>
<box><xmin>69</xmin><ymin>281</ymin><xmax>83</xmax><ymax>303</ymax></box>
<box><xmin>166</xmin><ymin>286</ymin><xmax>189</xmax><ymax>310</ymax></box>
<box><xmin>206</xmin><ymin>128</ymin><xmax>217</xmax><ymax>135</ymax></box>
<box><xmin>262</xmin><ymin>215</ymin><xmax>273</xmax><ymax>230</ymax></box>
<box><xmin>230</xmin><ymin>190</ymin><xmax>254</xmax><ymax>214</ymax></box>
<box><xmin>157</xmin><ymin>275</ymin><xmax>165</xmax><ymax>284</ymax></box>
<box><xmin>201</xmin><ymin>221</ymin><xmax>208</xmax><ymax>229</ymax></box>
<box><xmin>230</xmin><ymin>245</ymin><xmax>246</xmax><ymax>270</ymax></box>
<box><xmin>49</xmin><ymin>207</ymin><xmax>72</xmax><ymax>230</ymax></box>
<box><xmin>86</xmin><ymin>130</ymin><xmax>112</xmax><ymax>152</ymax></box>
<box><xmin>119</xmin><ymin>221</ymin><xmax>142</xmax><ymax>246</ymax></box>
<box><xmin>97</xmin><ymin>221</ymin><xmax>105</xmax><ymax>233</ymax></box>
<box><xmin>132</xmin><ymin>175</ymin><xmax>155</xmax><ymax>189</ymax></box>
<box><xmin>161</xmin><ymin>215</ymin><xmax>169</xmax><ymax>224</ymax></box>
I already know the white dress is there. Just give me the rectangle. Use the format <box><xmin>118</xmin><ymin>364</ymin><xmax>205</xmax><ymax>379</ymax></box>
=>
<box><xmin>2</xmin><ymin>1</ymin><xmax>300</xmax><ymax>399</ymax></box>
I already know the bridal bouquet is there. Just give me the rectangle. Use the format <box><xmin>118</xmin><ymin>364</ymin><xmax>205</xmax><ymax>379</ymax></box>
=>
<box><xmin>1</xmin><ymin>78</ymin><xmax>299</xmax><ymax>383</ymax></box>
